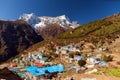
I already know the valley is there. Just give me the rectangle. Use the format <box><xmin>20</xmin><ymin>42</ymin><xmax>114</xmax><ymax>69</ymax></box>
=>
<box><xmin>1</xmin><ymin>13</ymin><xmax>120</xmax><ymax>80</ymax></box>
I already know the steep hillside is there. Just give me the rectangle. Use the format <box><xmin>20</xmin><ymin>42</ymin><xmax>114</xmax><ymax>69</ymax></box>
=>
<box><xmin>58</xmin><ymin>13</ymin><xmax>120</xmax><ymax>43</ymax></box>
<box><xmin>0</xmin><ymin>20</ymin><xmax>43</xmax><ymax>63</ymax></box>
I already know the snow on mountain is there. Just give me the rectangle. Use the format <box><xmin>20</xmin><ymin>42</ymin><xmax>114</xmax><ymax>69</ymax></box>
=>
<box><xmin>19</xmin><ymin>13</ymin><xmax>40</xmax><ymax>26</ymax></box>
<box><xmin>19</xmin><ymin>13</ymin><xmax>79</xmax><ymax>29</ymax></box>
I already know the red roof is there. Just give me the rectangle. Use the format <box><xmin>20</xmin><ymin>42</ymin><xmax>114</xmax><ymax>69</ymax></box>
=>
<box><xmin>11</xmin><ymin>63</ymin><xmax>17</xmax><ymax>67</ymax></box>
<box><xmin>34</xmin><ymin>62</ymin><xmax>43</xmax><ymax>67</ymax></box>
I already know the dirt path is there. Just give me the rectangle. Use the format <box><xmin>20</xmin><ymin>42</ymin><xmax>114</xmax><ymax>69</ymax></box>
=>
<box><xmin>72</xmin><ymin>74</ymin><xmax>120</xmax><ymax>80</ymax></box>
<box><xmin>0</xmin><ymin>63</ymin><xmax>9</xmax><ymax>69</ymax></box>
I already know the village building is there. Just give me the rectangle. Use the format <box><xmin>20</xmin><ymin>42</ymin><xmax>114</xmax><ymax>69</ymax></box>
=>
<box><xmin>25</xmin><ymin>64</ymin><xmax>64</xmax><ymax>80</ymax></box>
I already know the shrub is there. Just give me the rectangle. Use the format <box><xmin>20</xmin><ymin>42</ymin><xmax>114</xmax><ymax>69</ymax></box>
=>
<box><xmin>101</xmin><ymin>55</ymin><xmax>113</xmax><ymax>62</ymax></box>
<box><xmin>49</xmin><ymin>52</ymin><xmax>58</xmax><ymax>58</ymax></box>
<box><xmin>69</xmin><ymin>53</ymin><xmax>74</xmax><ymax>58</ymax></box>
<box><xmin>78</xmin><ymin>60</ymin><xmax>86</xmax><ymax>67</ymax></box>
<box><xmin>75</xmin><ymin>52</ymin><xmax>81</xmax><ymax>56</ymax></box>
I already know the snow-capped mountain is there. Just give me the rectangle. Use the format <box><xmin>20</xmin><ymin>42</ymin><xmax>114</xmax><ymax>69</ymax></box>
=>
<box><xmin>19</xmin><ymin>13</ymin><xmax>79</xmax><ymax>29</ymax></box>
<box><xmin>19</xmin><ymin>13</ymin><xmax>80</xmax><ymax>39</ymax></box>
<box><xmin>18</xmin><ymin>13</ymin><xmax>40</xmax><ymax>27</ymax></box>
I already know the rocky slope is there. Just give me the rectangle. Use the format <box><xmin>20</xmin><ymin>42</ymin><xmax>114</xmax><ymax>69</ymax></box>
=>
<box><xmin>0</xmin><ymin>20</ymin><xmax>43</xmax><ymax>63</ymax></box>
<box><xmin>35</xmin><ymin>24</ymin><xmax>71</xmax><ymax>39</ymax></box>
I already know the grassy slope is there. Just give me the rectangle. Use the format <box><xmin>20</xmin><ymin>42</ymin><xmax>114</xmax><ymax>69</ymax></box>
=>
<box><xmin>92</xmin><ymin>68</ymin><xmax>120</xmax><ymax>78</ymax></box>
<box><xmin>58</xmin><ymin>14</ymin><xmax>120</xmax><ymax>39</ymax></box>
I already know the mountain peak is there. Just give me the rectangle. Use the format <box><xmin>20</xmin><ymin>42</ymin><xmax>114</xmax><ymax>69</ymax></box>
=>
<box><xmin>19</xmin><ymin>13</ymin><xmax>40</xmax><ymax>25</ymax></box>
<box><xmin>58</xmin><ymin>15</ymin><xmax>67</xmax><ymax>20</ymax></box>
<box><xmin>18</xmin><ymin>13</ymin><xmax>80</xmax><ymax>29</ymax></box>
<box><xmin>19</xmin><ymin>13</ymin><xmax>36</xmax><ymax>19</ymax></box>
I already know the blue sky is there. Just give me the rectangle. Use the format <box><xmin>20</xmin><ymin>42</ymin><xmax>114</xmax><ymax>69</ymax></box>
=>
<box><xmin>0</xmin><ymin>0</ymin><xmax>120</xmax><ymax>24</ymax></box>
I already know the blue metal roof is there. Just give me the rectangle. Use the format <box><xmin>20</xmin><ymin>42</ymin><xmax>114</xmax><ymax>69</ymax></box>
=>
<box><xmin>76</xmin><ymin>56</ymin><xmax>83</xmax><ymax>60</ymax></box>
<box><xmin>26</xmin><ymin>64</ymin><xmax>64</xmax><ymax>76</ymax></box>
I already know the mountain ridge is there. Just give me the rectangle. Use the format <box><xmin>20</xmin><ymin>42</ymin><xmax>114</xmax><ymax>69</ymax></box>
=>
<box><xmin>19</xmin><ymin>13</ymin><xmax>79</xmax><ymax>39</ymax></box>
<box><xmin>19</xmin><ymin>13</ymin><xmax>79</xmax><ymax>29</ymax></box>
